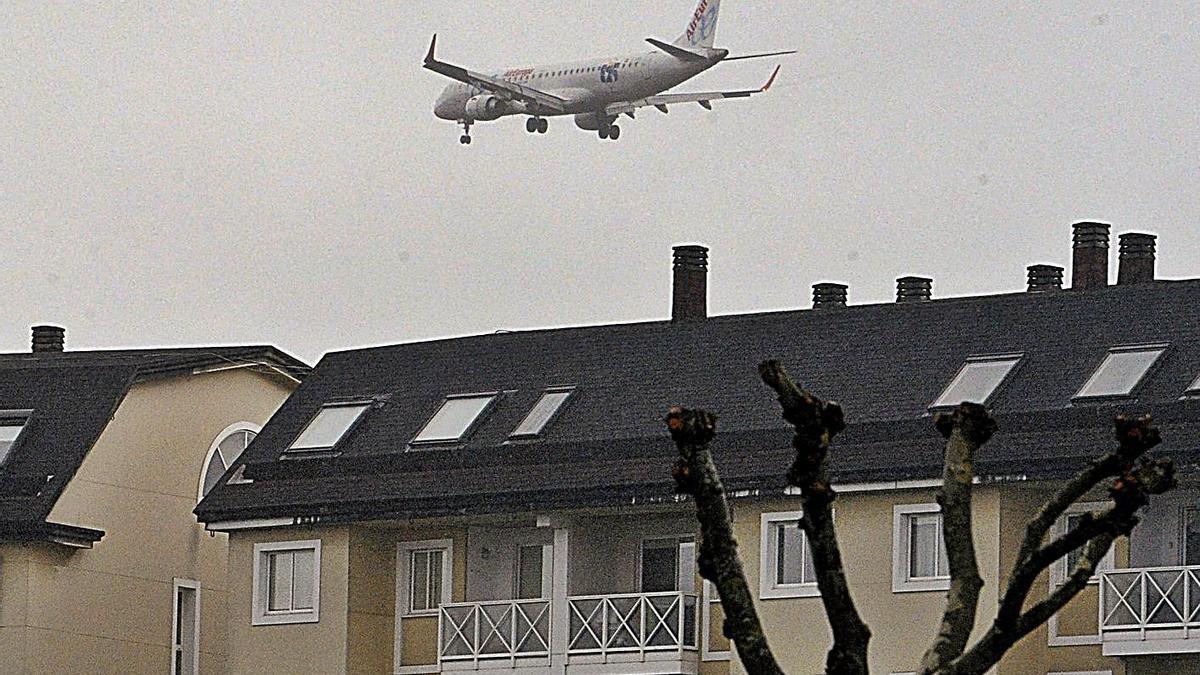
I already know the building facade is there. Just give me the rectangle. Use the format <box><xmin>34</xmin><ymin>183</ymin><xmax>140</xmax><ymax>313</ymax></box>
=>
<box><xmin>0</xmin><ymin>330</ymin><xmax>306</xmax><ymax>674</ymax></box>
<box><xmin>198</xmin><ymin>224</ymin><xmax>1199</xmax><ymax>675</ymax></box>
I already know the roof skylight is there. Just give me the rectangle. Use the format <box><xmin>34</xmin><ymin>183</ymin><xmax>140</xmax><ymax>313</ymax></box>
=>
<box><xmin>0</xmin><ymin>412</ymin><xmax>31</xmax><ymax>466</ymax></box>
<box><xmin>1188</xmin><ymin>373</ymin><xmax>1200</xmax><ymax>397</ymax></box>
<box><xmin>510</xmin><ymin>388</ymin><xmax>574</xmax><ymax>439</ymax></box>
<box><xmin>1075</xmin><ymin>345</ymin><xmax>1168</xmax><ymax>399</ymax></box>
<box><xmin>286</xmin><ymin>403</ymin><xmax>369</xmax><ymax>455</ymax></box>
<box><xmin>930</xmin><ymin>355</ymin><xmax>1022</xmax><ymax>410</ymax></box>
<box><xmin>411</xmin><ymin>394</ymin><xmax>498</xmax><ymax>445</ymax></box>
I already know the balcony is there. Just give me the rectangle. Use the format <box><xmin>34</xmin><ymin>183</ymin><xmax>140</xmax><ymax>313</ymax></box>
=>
<box><xmin>1100</xmin><ymin>565</ymin><xmax>1200</xmax><ymax>656</ymax></box>
<box><xmin>438</xmin><ymin>592</ymin><xmax>699</xmax><ymax>674</ymax></box>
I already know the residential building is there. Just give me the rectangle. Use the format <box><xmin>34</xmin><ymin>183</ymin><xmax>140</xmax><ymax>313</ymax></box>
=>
<box><xmin>198</xmin><ymin>224</ymin><xmax>1199</xmax><ymax>675</ymax></box>
<box><xmin>0</xmin><ymin>329</ymin><xmax>307</xmax><ymax>674</ymax></box>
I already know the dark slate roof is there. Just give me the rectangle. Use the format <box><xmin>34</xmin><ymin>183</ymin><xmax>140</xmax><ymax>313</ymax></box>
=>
<box><xmin>195</xmin><ymin>281</ymin><xmax>1200</xmax><ymax>524</ymax></box>
<box><xmin>0</xmin><ymin>347</ymin><xmax>310</xmax><ymax>543</ymax></box>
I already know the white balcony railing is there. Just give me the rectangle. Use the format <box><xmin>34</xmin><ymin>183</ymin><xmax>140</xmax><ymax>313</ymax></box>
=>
<box><xmin>567</xmin><ymin>592</ymin><xmax>698</xmax><ymax>657</ymax></box>
<box><xmin>1100</xmin><ymin>565</ymin><xmax>1200</xmax><ymax>654</ymax></box>
<box><xmin>439</xmin><ymin>599</ymin><xmax>552</xmax><ymax>667</ymax></box>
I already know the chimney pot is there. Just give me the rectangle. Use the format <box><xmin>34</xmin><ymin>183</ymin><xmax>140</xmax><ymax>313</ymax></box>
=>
<box><xmin>1071</xmin><ymin>221</ymin><xmax>1111</xmax><ymax>290</ymax></box>
<box><xmin>1027</xmin><ymin>264</ymin><xmax>1065</xmax><ymax>293</ymax></box>
<box><xmin>31</xmin><ymin>325</ymin><xmax>65</xmax><ymax>353</ymax></box>
<box><xmin>812</xmin><ymin>283</ymin><xmax>848</xmax><ymax>309</ymax></box>
<box><xmin>896</xmin><ymin>276</ymin><xmax>933</xmax><ymax>303</ymax></box>
<box><xmin>671</xmin><ymin>245</ymin><xmax>709</xmax><ymax>322</ymax></box>
<box><xmin>1117</xmin><ymin>232</ymin><xmax>1157</xmax><ymax>285</ymax></box>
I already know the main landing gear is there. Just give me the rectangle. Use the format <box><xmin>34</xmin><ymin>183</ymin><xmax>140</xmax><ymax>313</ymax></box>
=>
<box><xmin>459</xmin><ymin>120</ymin><xmax>473</xmax><ymax>145</ymax></box>
<box><xmin>598</xmin><ymin>124</ymin><xmax>621</xmax><ymax>141</ymax></box>
<box><xmin>526</xmin><ymin>117</ymin><xmax>549</xmax><ymax>134</ymax></box>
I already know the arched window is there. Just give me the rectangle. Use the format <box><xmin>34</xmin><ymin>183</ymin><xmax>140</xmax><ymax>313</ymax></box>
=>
<box><xmin>199</xmin><ymin>422</ymin><xmax>261</xmax><ymax>502</ymax></box>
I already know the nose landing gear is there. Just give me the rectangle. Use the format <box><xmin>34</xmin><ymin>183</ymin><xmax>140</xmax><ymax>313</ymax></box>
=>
<box><xmin>526</xmin><ymin>117</ymin><xmax>549</xmax><ymax>134</ymax></box>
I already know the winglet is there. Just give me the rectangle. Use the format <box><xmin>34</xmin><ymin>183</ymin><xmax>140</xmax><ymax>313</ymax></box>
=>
<box><xmin>762</xmin><ymin>65</ymin><xmax>781</xmax><ymax>92</ymax></box>
<box><xmin>425</xmin><ymin>34</ymin><xmax>438</xmax><ymax>65</ymax></box>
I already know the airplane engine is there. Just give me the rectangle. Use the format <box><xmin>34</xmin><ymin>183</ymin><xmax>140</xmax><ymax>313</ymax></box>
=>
<box><xmin>464</xmin><ymin>95</ymin><xmax>509</xmax><ymax>122</ymax></box>
<box><xmin>573</xmin><ymin>113</ymin><xmax>604</xmax><ymax>131</ymax></box>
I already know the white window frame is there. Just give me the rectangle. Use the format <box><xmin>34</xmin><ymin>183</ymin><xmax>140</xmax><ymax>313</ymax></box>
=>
<box><xmin>171</xmin><ymin>578</ymin><xmax>200</xmax><ymax>675</ymax></box>
<box><xmin>700</xmin><ymin>580</ymin><xmax>731</xmax><ymax>662</ymax></box>
<box><xmin>892</xmin><ymin>503</ymin><xmax>951</xmax><ymax>593</ymax></box>
<box><xmin>637</xmin><ymin>536</ymin><xmax>696</xmax><ymax>594</ymax></box>
<box><xmin>759</xmin><ymin>511</ymin><xmax>820</xmax><ymax>599</ymax></box>
<box><xmin>286</xmin><ymin>402</ymin><xmax>371</xmax><ymax>455</ymax></box>
<box><xmin>396</xmin><ymin>539</ymin><xmax>454</xmax><ymax>618</ymax></box>
<box><xmin>1047</xmin><ymin>502</ymin><xmax>1114</xmax><ymax>647</ymax></box>
<box><xmin>197</xmin><ymin>421</ymin><xmax>262</xmax><ymax>502</ymax></box>
<box><xmin>251</xmin><ymin>539</ymin><xmax>321</xmax><ymax>626</ymax></box>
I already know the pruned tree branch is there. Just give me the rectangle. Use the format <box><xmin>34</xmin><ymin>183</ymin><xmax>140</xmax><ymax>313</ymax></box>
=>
<box><xmin>758</xmin><ymin>360</ymin><xmax>870</xmax><ymax>675</ymax></box>
<box><xmin>918</xmin><ymin>404</ymin><xmax>997</xmax><ymax>675</ymax></box>
<box><xmin>667</xmin><ymin>407</ymin><xmax>784</xmax><ymax>675</ymax></box>
<box><xmin>942</xmin><ymin>416</ymin><xmax>1176</xmax><ymax>675</ymax></box>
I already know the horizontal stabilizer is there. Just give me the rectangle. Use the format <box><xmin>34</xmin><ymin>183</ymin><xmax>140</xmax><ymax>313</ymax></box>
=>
<box><xmin>723</xmin><ymin>49</ymin><xmax>798</xmax><ymax>62</ymax></box>
<box><xmin>646</xmin><ymin>38</ymin><xmax>709</xmax><ymax>62</ymax></box>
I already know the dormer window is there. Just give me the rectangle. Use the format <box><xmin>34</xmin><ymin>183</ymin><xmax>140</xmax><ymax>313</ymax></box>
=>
<box><xmin>510</xmin><ymin>388</ymin><xmax>575</xmax><ymax>439</ymax></box>
<box><xmin>411</xmin><ymin>394</ymin><xmax>498</xmax><ymax>446</ymax></box>
<box><xmin>285</xmin><ymin>403</ymin><xmax>370</xmax><ymax>456</ymax></box>
<box><xmin>1075</xmin><ymin>345</ymin><xmax>1168</xmax><ymax>400</ymax></box>
<box><xmin>929</xmin><ymin>355</ymin><xmax>1022</xmax><ymax>410</ymax></box>
<box><xmin>0</xmin><ymin>411</ymin><xmax>31</xmax><ymax>466</ymax></box>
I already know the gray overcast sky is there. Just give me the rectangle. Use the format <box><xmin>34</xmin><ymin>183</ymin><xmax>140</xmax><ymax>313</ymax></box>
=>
<box><xmin>3</xmin><ymin>2</ymin><xmax>1198</xmax><ymax>364</ymax></box>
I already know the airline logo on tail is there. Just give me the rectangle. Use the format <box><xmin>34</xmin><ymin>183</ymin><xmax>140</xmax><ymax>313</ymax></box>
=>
<box><xmin>686</xmin><ymin>0</ymin><xmax>717</xmax><ymax>46</ymax></box>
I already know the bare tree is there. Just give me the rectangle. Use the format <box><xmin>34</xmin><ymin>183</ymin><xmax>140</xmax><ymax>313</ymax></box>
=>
<box><xmin>666</xmin><ymin>360</ymin><xmax>1177</xmax><ymax>675</ymax></box>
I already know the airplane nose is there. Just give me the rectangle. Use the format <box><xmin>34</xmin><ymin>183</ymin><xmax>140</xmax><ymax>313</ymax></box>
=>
<box><xmin>434</xmin><ymin>94</ymin><xmax>457</xmax><ymax>120</ymax></box>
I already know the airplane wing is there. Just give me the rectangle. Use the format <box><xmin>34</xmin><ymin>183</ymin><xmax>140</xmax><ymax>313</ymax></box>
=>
<box><xmin>604</xmin><ymin>66</ymin><xmax>781</xmax><ymax>117</ymax></box>
<box><xmin>423</xmin><ymin>35</ymin><xmax>567</xmax><ymax>114</ymax></box>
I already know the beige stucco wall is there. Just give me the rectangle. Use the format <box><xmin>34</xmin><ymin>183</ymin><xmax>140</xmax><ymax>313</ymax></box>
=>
<box><xmin>10</xmin><ymin>368</ymin><xmax>295</xmax><ymax>674</ymax></box>
<box><xmin>227</xmin><ymin>526</ymin><xmax>351</xmax><ymax>675</ymax></box>
<box><xmin>728</xmin><ymin>488</ymin><xmax>1003</xmax><ymax>675</ymax></box>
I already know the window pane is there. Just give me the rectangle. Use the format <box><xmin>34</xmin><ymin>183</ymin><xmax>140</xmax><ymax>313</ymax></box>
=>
<box><xmin>0</xmin><ymin>422</ymin><xmax>25</xmax><ymax>465</ymax></box>
<box><xmin>201</xmin><ymin>451</ymin><xmax>226</xmax><ymax>498</ymax></box>
<box><xmin>1064</xmin><ymin>513</ymin><xmax>1085</xmax><ymax>571</ymax></box>
<box><xmin>429</xmin><ymin>550</ymin><xmax>444</xmax><ymax>609</ymax></box>
<box><xmin>268</xmin><ymin>552</ymin><xmax>294</xmax><ymax>611</ymax></box>
<box><xmin>292</xmin><ymin>549</ymin><xmax>315</xmax><ymax>610</ymax></box>
<box><xmin>641</xmin><ymin>540</ymin><xmax>680</xmax><ymax>593</ymax></box>
<box><xmin>909</xmin><ymin>514</ymin><xmax>941</xmax><ymax>579</ymax></box>
<box><xmin>218</xmin><ymin>430</ymin><xmax>256</xmax><ymax>468</ymax></box>
<box><xmin>1189</xmin><ymin>373</ymin><xmax>1200</xmax><ymax>395</ymax></box>
<box><xmin>290</xmin><ymin>405</ymin><xmax>368</xmax><ymax>451</ymax></box>
<box><xmin>413</xmin><ymin>396</ymin><xmax>495</xmax><ymax>443</ymax></box>
<box><xmin>931</xmin><ymin>357</ymin><xmax>1021</xmax><ymax>409</ymax></box>
<box><xmin>776</xmin><ymin>522</ymin><xmax>809</xmax><ymax>585</ymax></box>
<box><xmin>1076</xmin><ymin>348</ymin><xmax>1165</xmax><ymax>398</ymax></box>
<box><xmin>412</xmin><ymin>550</ymin><xmax>432</xmax><ymax>612</ymax></box>
<box><xmin>516</xmin><ymin>545</ymin><xmax>543</xmax><ymax>599</ymax></box>
<box><xmin>511</xmin><ymin>391</ymin><xmax>572</xmax><ymax>437</ymax></box>
<box><xmin>1185</xmin><ymin>509</ymin><xmax>1200</xmax><ymax>566</ymax></box>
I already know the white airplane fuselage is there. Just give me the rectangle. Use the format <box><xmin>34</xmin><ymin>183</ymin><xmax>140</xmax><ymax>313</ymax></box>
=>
<box><xmin>434</xmin><ymin>49</ymin><xmax>727</xmax><ymax>127</ymax></box>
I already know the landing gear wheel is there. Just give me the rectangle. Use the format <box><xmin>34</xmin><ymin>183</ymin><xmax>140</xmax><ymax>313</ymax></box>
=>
<box><xmin>460</xmin><ymin>135</ymin><xmax>472</xmax><ymax>145</ymax></box>
<box><xmin>609</xmin><ymin>124</ymin><xmax>621</xmax><ymax>141</ymax></box>
<box><xmin>599</xmin><ymin>127</ymin><xmax>609</xmax><ymax>140</ymax></box>
<box><xmin>459</xmin><ymin>120</ymin><xmax>473</xmax><ymax>145</ymax></box>
<box><xmin>526</xmin><ymin>118</ymin><xmax>538</xmax><ymax>133</ymax></box>
<box><xmin>537</xmin><ymin>118</ymin><xmax>548</xmax><ymax>134</ymax></box>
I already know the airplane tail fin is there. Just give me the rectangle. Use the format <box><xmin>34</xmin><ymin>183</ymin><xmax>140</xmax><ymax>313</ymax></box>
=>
<box><xmin>673</xmin><ymin>0</ymin><xmax>721</xmax><ymax>49</ymax></box>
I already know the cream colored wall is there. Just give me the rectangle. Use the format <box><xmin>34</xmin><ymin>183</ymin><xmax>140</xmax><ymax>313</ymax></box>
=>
<box><xmin>25</xmin><ymin>368</ymin><xmax>295</xmax><ymax>674</ymax></box>
<box><xmin>728</xmin><ymin>488</ymin><xmax>1003</xmax><ymax>675</ymax></box>
<box><xmin>0</xmin><ymin>544</ymin><xmax>33</xmax><ymax>674</ymax></box>
<box><xmin>227</xmin><ymin>526</ymin><xmax>351</xmax><ymax>675</ymax></box>
<box><xmin>997</xmin><ymin>484</ymin><xmax>1125</xmax><ymax>675</ymax></box>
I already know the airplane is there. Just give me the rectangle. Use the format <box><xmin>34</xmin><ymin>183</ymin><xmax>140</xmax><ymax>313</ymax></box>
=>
<box><xmin>425</xmin><ymin>0</ymin><xmax>794</xmax><ymax>144</ymax></box>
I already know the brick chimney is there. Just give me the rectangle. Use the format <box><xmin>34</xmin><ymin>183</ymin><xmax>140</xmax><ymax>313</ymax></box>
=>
<box><xmin>812</xmin><ymin>283</ymin><xmax>848</xmax><ymax>309</ymax></box>
<box><xmin>1117</xmin><ymin>233</ymin><xmax>1157</xmax><ymax>285</ymax></box>
<box><xmin>1071</xmin><ymin>222</ymin><xmax>1110</xmax><ymax>290</ymax></box>
<box><xmin>1027</xmin><ymin>265</ymin><xmax>1064</xmax><ymax>293</ymax></box>
<box><xmin>896</xmin><ymin>277</ymin><xmax>933</xmax><ymax>303</ymax></box>
<box><xmin>31</xmin><ymin>325</ymin><xmax>65</xmax><ymax>353</ymax></box>
<box><xmin>671</xmin><ymin>245</ymin><xmax>708</xmax><ymax>322</ymax></box>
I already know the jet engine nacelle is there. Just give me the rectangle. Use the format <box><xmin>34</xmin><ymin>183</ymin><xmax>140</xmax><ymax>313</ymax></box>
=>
<box><xmin>573</xmin><ymin>113</ymin><xmax>610</xmax><ymax>131</ymax></box>
<box><xmin>464</xmin><ymin>95</ymin><xmax>509</xmax><ymax>122</ymax></box>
